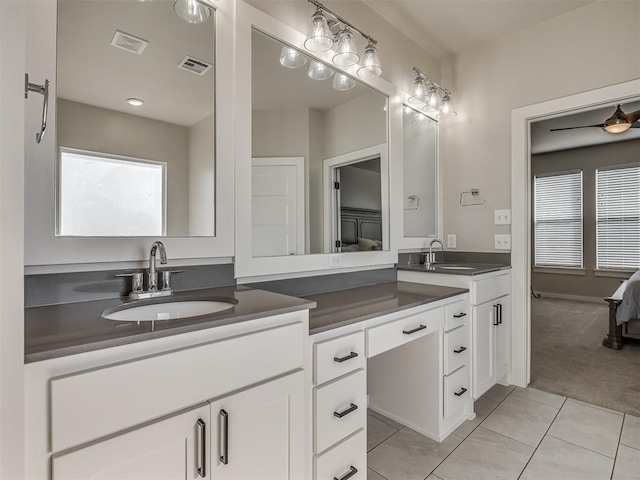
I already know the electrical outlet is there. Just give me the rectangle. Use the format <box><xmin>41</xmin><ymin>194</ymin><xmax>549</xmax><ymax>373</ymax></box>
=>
<box><xmin>494</xmin><ymin>209</ymin><xmax>511</xmax><ymax>225</ymax></box>
<box><xmin>447</xmin><ymin>234</ymin><xmax>457</xmax><ymax>248</ymax></box>
<box><xmin>494</xmin><ymin>234</ymin><xmax>511</xmax><ymax>250</ymax></box>
<box><xmin>329</xmin><ymin>254</ymin><xmax>343</xmax><ymax>267</ymax></box>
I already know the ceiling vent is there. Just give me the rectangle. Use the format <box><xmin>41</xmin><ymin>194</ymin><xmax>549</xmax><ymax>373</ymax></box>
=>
<box><xmin>110</xmin><ymin>31</ymin><xmax>148</xmax><ymax>55</ymax></box>
<box><xmin>178</xmin><ymin>56</ymin><xmax>213</xmax><ymax>75</ymax></box>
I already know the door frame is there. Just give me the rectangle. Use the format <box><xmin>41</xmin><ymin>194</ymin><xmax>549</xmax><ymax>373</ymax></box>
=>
<box><xmin>252</xmin><ymin>157</ymin><xmax>305</xmax><ymax>256</ymax></box>
<box><xmin>510</xmin><ymin>78</ymin><xmax>640</xmax><ymax>388</ymax></box>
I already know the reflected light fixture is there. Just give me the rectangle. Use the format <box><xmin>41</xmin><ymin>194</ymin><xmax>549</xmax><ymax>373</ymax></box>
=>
<box><xmin>304</xmin><ymin>0</ymin><xmax>382</xmax><ymax>78</ymax></box>
<box><xmin>409</xmin><ymin>67</ymin><xmax>457</xmax><ymax>119</ymax></box>
<box><xmin>127</xmin><ymin>97</ymin><xmax>145</xmax><ymax>106</ymax></box>
<box><xmin>280</xmin><ymin>46</ymin><xmax>307</xmax><ymax>69</ymax></box>
<box><xmin>174</xmin><ymin>0</ymin><xmax>211</xmax><ymax>24</ymax></box>
<box><xmin>332</xmin><ymin>73</ymin><xmax>355</xmax><ymax>91</ymax></box>
<box><xmin>308</xmin><ymin>60</ymin><xmax>334</xmax><ymax>80</ymax></box>
<box><xmin>603</xmin><ymin>105</ymin><xmax>632</xmax><ymax>133</ymax></box>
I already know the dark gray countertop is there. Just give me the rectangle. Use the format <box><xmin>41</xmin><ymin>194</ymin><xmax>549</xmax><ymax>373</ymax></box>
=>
<box><xmin>24</xmin><ymin>286</ymin><xmax>316</xmax><ymax>363</ymax></box>
<box><xmin>397</xmin><ymin>263</ymin><xmax>511</xmax><ymax>276</ymax></box>
<box><xmin>305</xmin><ymin>281</ymin><xmax>468</xmax><ymax>335</ymax></box>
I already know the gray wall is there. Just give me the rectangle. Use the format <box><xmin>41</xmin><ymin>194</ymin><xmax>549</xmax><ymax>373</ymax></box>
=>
<box><xmin>531</xmin><ymin>139</ymin><xmax>640</xmax><ymax>298</ymax></box>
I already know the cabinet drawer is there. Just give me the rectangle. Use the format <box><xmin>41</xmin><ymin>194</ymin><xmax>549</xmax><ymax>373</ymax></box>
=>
<box><xmin>445</xmin><ymin>299</ymin><xmax>469</xmax><ymax>331</ymax></box>
<box><xmin>315</xmin><ymin>429</ymin><xmax>366</xmax><ymax>480</ymax></box>
<box><xmin>443</xmin><ymin>326</ymin><xmax>470</xmax><ymax>375</ymax></box>
<box><xmin>444</xmin><ymin>365</ymin><xmax>470</xmax><ymax>420</ymax></box>
<box><xmin>314</xmin><ymin>369</ymin><xmax>366</xmax><ymax>454</ymax></box>
<box><xmin>314</xmin><ymin>331</ymin><xmax>365</xmax><ymax>385</ymax></box>
<box><xmin>367</xmin><ymin>307</ymin><xmax>444</xmax><ymax>358</ymax></box>
<box><xmin>51</xmin><ymin>321</ymin><xmax>304</xmax><ymax>452</ymax></box>
<box><xmin>473</xmin><ymin>273</ymin><xmax>510</xmax><ymax>305</ymax></box>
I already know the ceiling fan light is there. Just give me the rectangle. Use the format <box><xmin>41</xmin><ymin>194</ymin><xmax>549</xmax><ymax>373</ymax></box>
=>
<box><xmin>333</xmin><ymin>28</ymin><xmax>360</xmax><ymax>67</ymax></box>
<box><xmin>174</xmin><ymin>0</ymin><xmax>211</xmax><ymax>24</ymax></box>
<box><xmin>357</xmin><ymin>42</ymin><xmax>382</xmax><ymax>78</ymax></box>
<box><xmin>604</xmin><ymin>123</ymin><xmax>631</xmax><ymax>134</ymax></box>
<box><xmin>604</xmin><ymin>105</ymin><xmax>631</xmax><ymax>133</ymax></box>
<box><xmin>304</xmin><ymin>9</ymin><xmax>334</xmax><ymax>52</ymax></box>
<box><xmin>279</xmin><ymin>46</ymin><xmax>307</xmax><ymax>69</ymax></box>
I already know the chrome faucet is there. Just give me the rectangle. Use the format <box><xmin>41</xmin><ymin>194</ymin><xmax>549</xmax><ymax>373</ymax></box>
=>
<box><xmin>424</xmin><ymin>238</ymin><xmax>445</xmax><ymax>266</ymax></box>
<box><xmin>148</xmin><ymin>241</ymin><xmax>167</xmax><ymax>291</ymax></box>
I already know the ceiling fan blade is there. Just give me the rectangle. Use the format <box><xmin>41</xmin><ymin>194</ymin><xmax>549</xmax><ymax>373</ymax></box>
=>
<box><xmin>630</xmin><ymin>122</ymin><xmax>640</xmax><ymax>128</ymax></box>
<box><xmin>549</xmin><ymin>124</ymin><xmax>604</xmax><ymax>131</ymax></box>
<box><xmin>626</xmin><ymin>109</ymin><xmax>640</xmax><ymax>123</ymax></box>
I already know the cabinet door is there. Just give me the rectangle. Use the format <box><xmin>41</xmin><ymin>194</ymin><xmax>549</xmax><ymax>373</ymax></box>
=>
<box><xmin>472</xmin><ymin>301</ymin><xmax>496</xmax><ymax>399</ymax></box>
<box><xmin>209</xmin><ymin>370</ymin><xmax>304</xmax><ymax>480</ymax></box>
<box><xmin>52</xmin><ymin>405</ymin><xmax>210</xmax><ymax>479</ymax></box>
<box><xmin>494</xmin><ymin>294</ymin><xmax>511</xmax><ymax>382</ymax></box>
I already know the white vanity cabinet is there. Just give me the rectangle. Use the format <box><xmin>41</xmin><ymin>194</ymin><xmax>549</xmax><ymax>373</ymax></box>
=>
<box><xmin>25</xmin><ymin>311</ymin><xmax>308</xmax><ymax>479</ymax></box>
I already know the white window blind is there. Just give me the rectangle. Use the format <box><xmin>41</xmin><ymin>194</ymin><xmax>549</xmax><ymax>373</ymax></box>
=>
<box><xmin>596</xmin><ymin>166</ymin><xmax>640</xmax><ymax>270</ymax></box>
<box><xmin>534</xmin><ymin>172</ymin><xmax>583</xmax><ymax>268</ymax></box>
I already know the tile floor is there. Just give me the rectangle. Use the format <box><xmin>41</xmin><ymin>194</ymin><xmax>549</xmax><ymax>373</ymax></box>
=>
<box><xmin>367</xmin><ymin>384</ymin><xmax>640</xmax><ymax>480</ymax></box>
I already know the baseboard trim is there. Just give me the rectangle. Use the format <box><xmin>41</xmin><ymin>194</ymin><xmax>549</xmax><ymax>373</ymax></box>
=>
<box><xmin>536</xmin><ymin>291</ymin><xmax>604</xmax><ymax>304</ymax></box>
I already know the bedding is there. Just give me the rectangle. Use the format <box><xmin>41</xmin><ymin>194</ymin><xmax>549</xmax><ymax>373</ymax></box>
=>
<box><xmin>616</xmin><ymin>270</ymin><xmax>640</xmax><ymax>325</ymax></box>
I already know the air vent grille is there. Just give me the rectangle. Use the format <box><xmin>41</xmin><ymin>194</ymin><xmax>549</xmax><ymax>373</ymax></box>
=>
<box><xmin>178</xmin><ymin>56</ymin><xmax>213</xmax><ymax>75</ymax></box>
<box><xmin>110</xmin><ymin>30</ymin><xmax>148</xmax><ymax>55</ymax></box>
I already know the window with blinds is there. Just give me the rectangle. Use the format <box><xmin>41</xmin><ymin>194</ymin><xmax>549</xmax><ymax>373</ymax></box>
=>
<box><xmin>596</xmin><ymin>166</ymin><xmax>640</xmax><ymax>270</ymax></box>
<box><xmin>534</xmin><ymin>171</ymin><xmax>583</xmax><ymax>268</ymax></box>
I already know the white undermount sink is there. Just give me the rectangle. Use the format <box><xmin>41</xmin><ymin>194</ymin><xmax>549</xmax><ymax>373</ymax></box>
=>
<box><xmin>102</xmin><ymin>297</ymin><xmax>237</xmax><ymax>322</ymax></box>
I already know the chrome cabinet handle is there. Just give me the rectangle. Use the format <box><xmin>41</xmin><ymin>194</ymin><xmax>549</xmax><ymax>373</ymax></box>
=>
<box><xmin>24</xmin><ymin>74</ymin><xmax>49</xmax><ymax>143</ymax></box>
<box><xmin>454</xmin><ymin>387</ymin><xmax>468</xmax><ymax>397</ymax></box>
<box><xmin>334</xmin><ymin>351</ymin><xmax>358</xmax><ymax>363</ymax></box>
<box><xmin>493</xmin><ymin>304</ymin><xmax>499</xmax><ymax>326</ymax></box>
<box><xmin>219</xmin><ymin>409</ymin><xmax>229</xmax><ymax>465</ymax></box>
<box><xmin>196</xmin><ymin>418</ymin><xmax>206</xmax><ymax>477</ymax></box>
<box><xmin>403</xmin><ymin>324</ymin><xmax>426</xmax><ymax>335</ymax></box>
<box><xmin>453</xmin><ymin>346</ymin><xmax>467</xmax><ymax>354</ymax></box>
<box><xmin>333</xmin><ymin>466</ymin><xmax>358</xmax><ymax>480</ymax></box>
<box><xmin>453</xmin><ymin>312</ymin><xmax>467</xmax><ymax>318</ymax></box>
<box><xmin>497</xmin><ymin>303</ymin><xmax>503</xmax><ymax>324</ymax></box>
<box><xmin>333</xmin><ymin>403</ymin><xmax>358</xmax><ymax>419</ymax></box>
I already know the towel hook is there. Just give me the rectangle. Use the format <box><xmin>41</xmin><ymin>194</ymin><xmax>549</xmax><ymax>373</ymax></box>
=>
<box><xmin>25</xmin><ymin>73</ymin><xmax>50</xmax><ymax>143</ymax></box>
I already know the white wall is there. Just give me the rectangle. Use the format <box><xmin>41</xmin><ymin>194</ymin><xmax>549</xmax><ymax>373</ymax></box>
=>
<box><xmin>441</xmin><ymin>0</ymin><xmax>640</xmax><ymax>252</ymax></box>
<box><xmin>188</xmin><ymin>114</ymin><xmax>215</xmax><ymax>236</ymax></box>
<box><xmin>0</xmin><ymin>1</ymin><xmax>25</xmax><ymax>477</ymax></box>
<box><xmin>340</xmin><ymin>165</ymin><xmax>382</xmax><ymax>210</ymax></box>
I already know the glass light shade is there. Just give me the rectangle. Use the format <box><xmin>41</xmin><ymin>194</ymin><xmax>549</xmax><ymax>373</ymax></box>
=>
<box><xmin>439</xmin><ymin>94</ymin><xmax>457</xmax><ymax>116</ymax></box>
<box><xmin>427</xmin><ymin>84</ymin><xmax>439</xmax><ymax>107</ymax></box>
<box><xmin>308</xmin><ymin>60</ymin><xmax>334</xmax><ymax>81</ymax></box>
<box><xmin>279</xmin><ymin>46</ymin><xmax>307</xmax><ymax>69</ymax></box>
<box><xmin>407</xmin><ymin>77</ymin><xmax>426</xmax><ymax>104</ymax></box>
<box><xmin>333</xmin><ymin>29</ymin><xmax>360</xmax><ymax>67</ymax></box>
<box><xmin>332</xmin><ymin>73</ymin><xmax>355</xmax><ymax>91</ymax></box>
<box><xmin>422</xmin><ymin>103</ymin><xmax>439</xmax><ymax>118</ymax></box>
<box><xmin>357</xmin><ymin>43</ymin><xmax>382</xmax><ymax>78</ymax></box>
<box><xmin>304</xmin><ymin>10</ymin><xmax>334</xmax><ymax>52</ymax></box>
<box><xmin>604</xmin><ymin>105</ymin><xmax>631</xmax><ymax>133</ymax></box>
<box><xmin>173</xmin><ymin>0</ymin><xmax>211</xmax><ymax>24</ymax></box>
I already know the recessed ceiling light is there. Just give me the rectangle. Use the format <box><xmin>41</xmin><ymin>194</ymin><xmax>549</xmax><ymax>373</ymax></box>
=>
<box><xmin>127</xmin><ymin>98</ymin><xmax>145</xmax><ymax>106</ymax></box>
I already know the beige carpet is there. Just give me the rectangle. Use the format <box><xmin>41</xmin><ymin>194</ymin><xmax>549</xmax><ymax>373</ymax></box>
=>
<box><xmin>530</xmin><ymin>296</ymin><xmax>640</xmax><ymax>416</ymax></box>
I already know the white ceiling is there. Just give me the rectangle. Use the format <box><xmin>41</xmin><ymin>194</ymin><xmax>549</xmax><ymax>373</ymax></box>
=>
<box><xmin>57</xmin><ymin>0</ymin><xmax>214</xmax><ymax>127</ymax></box>
<box><xmin>531</xmin><ymin>100</ymin><xmax>640</xmax><ymax>155</ymax></box>
<box><xmin>363</xmin><ymin>0</ymin><xmax>597</xmax><ymax>60</ymax></box>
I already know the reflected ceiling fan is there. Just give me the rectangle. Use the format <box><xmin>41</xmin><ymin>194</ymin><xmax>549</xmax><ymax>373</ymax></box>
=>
<box><xmin>550</xmin><ymin>104</ymin><xmax>640</xmax><ymax>134</ymax></box>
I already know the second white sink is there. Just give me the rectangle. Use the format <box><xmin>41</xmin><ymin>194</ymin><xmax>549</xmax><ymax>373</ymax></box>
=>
<box><xmin>103</xmin><ymin>297</ymin><xmax>236</xmax><ymax>322</ymax></box>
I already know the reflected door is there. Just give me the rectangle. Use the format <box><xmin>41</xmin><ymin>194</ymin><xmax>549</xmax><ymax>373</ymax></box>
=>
<box><xmin>251</xmin><ymin>158</ymin><xmax>305</xmax><ymax>257</ymax></box>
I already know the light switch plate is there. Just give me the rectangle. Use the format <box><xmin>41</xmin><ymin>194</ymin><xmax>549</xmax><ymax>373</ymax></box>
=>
<box><xmin>329</xmin><ymin>254</ymin><xmax>343</xmax><ymax>267</ymax></box>
<box><xmin>447</xmin><ymin>234</ymin><xmax>457</xmax><ymax>248</ymax></box>
<box><xmin>494</xmin><ymin>209</ymin><xmax>511</xmax><ymax>225</ymax></box>
<box><xmin>494</xmin><ymin>234</ymin><xmax>511</xmax><ymax>250</ymax></box>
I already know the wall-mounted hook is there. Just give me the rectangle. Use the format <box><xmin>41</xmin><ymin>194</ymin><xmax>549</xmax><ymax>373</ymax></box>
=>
<box><xmin>25</xmin><ymin>73</ymin><xmax>50</xmax><ymax>143</ymax></box>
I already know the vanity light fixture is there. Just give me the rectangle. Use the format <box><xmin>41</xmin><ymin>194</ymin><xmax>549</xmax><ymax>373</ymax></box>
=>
<box><xmin>280</xmin><ymin>46</ymin><xmax>307</xmax><ymax>69</ymax></box>
<box><xmin>126</xmin><ymin>98</ymin><xmax>145</xmax><ymax>106</ymax></box>
<box><xmin>174</xmin><ymin>0</ymin><xmax>211</xmax><ymax>24</ymax></box>
<box><xmin>308</xmin><ymin>60</ymin><xmax>334</xmax><ymax>80</ymax></box>
<box><xmin>304</xmin><ymin>0</ymin><xmax>383</xmax><ymax>78</ymax></box>
<box><xmin>332</xmin><ymin>72</ymin><xmax>356</xmax><ymax>91</ymax></box>
<box><xmin>410</xmin><ymin>67</ymin><xmax>457</xmax><ymax>118</ymax></box>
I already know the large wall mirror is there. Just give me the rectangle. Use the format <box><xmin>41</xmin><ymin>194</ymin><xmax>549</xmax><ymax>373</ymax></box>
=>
<box><xmin>56</xmin><ymin>0</ymin><xmax>215</xmax><ymax>237</ymax></box>
<box><xmin>251</xmin><ymin>29</ymin><xmax>389</xmax><ymax>257</ymax></box>
<box><xmin>402</xmin><ymin>105</ymin><xmax>438</xmax><ymax>239</ymax></box>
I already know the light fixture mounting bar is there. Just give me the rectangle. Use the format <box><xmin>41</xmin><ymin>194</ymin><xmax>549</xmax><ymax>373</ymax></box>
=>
<box><xmin>307</xmin><ymin>0</ymin><xmax>377</xmax><ymax>45</ymax></box>
<box><xmin>412</xmin><ymin>66</ymin><xmax>450</xmax><ymax>95</ymax></box>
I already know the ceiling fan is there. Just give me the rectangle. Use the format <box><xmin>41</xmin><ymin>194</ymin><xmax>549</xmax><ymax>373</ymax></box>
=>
<box><xmin>550</xmin><ymin>104</ymin><xmax>640</xmax><ymax>134</ymax></box>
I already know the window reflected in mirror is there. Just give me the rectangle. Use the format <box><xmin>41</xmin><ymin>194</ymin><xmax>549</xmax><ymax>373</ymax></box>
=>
<box><xmin>403</xmin><ymin>106</ymin><xmax>438</xmax><ymax>237</ymax></box>
<box><xmin>251</xmin><ymin>29</ymin><xmax>389</xmax><ymax>257</ymax></box>
<box><xmin>56</xmin><ymin>0</ymin><xmax>215</xmax><ymax>237</ymax></box>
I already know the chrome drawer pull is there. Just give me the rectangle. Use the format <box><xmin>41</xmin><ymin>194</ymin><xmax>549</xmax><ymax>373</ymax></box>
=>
<box><xmin>453</xmin><ymin>346</ymin><xmax>467</xmax><ymax>354</ymax></box>
<box><xmin>219</xmin><ymin>409</ymin><xmax>229</xmax><ymax>465</ymax></box>
<box><xmin>333</xmin><ymin>403</ymin><xmax>358</xmax><ymax>418</ymax></box>
<box><xmin>333</xmin><ymin>466</ymin><xmax>358</xmax><ymax>480</ymax></box>
<box><xmin>334</xmin><ymin>351</ymin><xmax>358</xmax><ymax>363</ymax></box>
<box><xmin>403</xmin><ymin>324</ymin><xmax>426</xmax><ymax>335</ymax></box>
<box><xmin>196</xmin><ymin>419</ymin><xmax>206</xmax><ymax>477</ymax></box>
<box><xmin>454</xmin><ymin>387</ymin><xmax>468</xmax><ymax>397</ymax></box>
<box><xmin>453</xmin><ymin>312</ymin><xmax>467</xmax><ymax>318</ymax></box>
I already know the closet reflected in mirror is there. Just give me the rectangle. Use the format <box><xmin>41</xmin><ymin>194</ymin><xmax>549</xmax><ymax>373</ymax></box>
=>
<box><xmin>56</xmin><ymin>0</ymin><xmax>215</xmax><ymax>237</ymax></box>
<box><xmin>403</xmin><ymin>106</ymin><xmax>438</xmax><ymax>237</ymax></box>
<box><xmin>251</xmin><ymin>29</ymin><xmax>389</xmax><ymax>257</ymax></box>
